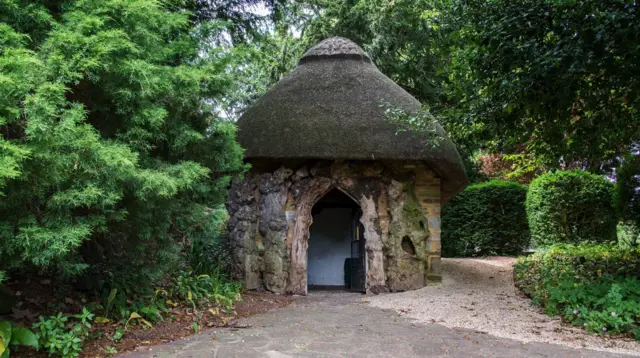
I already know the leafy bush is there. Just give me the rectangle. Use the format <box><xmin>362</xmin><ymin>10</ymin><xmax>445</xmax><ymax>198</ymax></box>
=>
<box><xmin>105</xmin><ymin>345</ymin><xmax>117</xmax><ymax>356</ymax></box>
<box><xmin>188</xmin><ymin>233</ymin><xmax>234</xmax><ymax>278</ymax></box>
<box><xmin>0</xmin><ymin>321</ymin><xmax>39</xmax><ymax>357</ymax></box>
<box><xmin>33</xmin><ymin>308</ymin><xmax>94</xmax><ymax>358</ymax></box>
<box><xmin>442</xmin><ymin>180</ymin><xmax>530</xmax><ymax>257</ymax></box>
<box><xmin>0</xmin><ymin>0</ymin><xmax>244</xmax><ymax>292</ymax></box>
<box><xmin>514</xmin><ymin>244</ymin><xmax>640</xmax><ymax>338</ymax></box>
<box><xmin>618</xmin><ymin>222</ymin><xmax>640</xmax><ymax>250</ymax></box>
<box><xmin>526</xmin><ymin>170</ymin><xmax>616</xmax><ymax>246</ymax></box>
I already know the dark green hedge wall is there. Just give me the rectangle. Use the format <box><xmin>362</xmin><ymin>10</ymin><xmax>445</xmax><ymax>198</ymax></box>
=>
<box><xmin>442</xmin><ymin>180</ymin><xmax>530</xmax><ymax>257</ymax></box>
<box><xmin>526</xmin><ymin>170</ymin><xmax>616</xmax><ymax>246</ymax></box>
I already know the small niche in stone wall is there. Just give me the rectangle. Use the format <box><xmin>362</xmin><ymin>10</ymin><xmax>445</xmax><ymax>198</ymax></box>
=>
<box><xmin>419</xmin><ymin>220</ymin><xmax>425</xmax><ymax>230</ymax></box>
<box><xmin>401</xmin><ymin>236</ymin><xmax>416</xmax><ymax>256</ymax></box>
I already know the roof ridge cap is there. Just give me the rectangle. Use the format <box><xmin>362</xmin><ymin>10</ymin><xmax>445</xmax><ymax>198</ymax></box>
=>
<box><xmin>300</xmin><ymin>37</ymin><xmax>371</xmax><ymax>64</ymax></box>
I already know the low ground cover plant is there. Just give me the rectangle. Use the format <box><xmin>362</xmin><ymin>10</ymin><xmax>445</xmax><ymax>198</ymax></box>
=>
<box><xmin>442</xmin><ymin>180</ymin><xmax>529</xmax><ymax>257</ymax></box>
<box><xmin>0</xmin><ymin>262</ymin><xmax>241</xmax><ymax>358</ymax></box>
<box><xmin>514</xmin><ymin>244</ymin><xmax>640</xmax><ymax>339</ymax></box>
<box><xmin>0</xmin><ymin>321</ymin><xmax>39</xmax><ymax>357</ymax></box>
<box><xmin>92</xmin><ymin>266</ymin><xmax>242</xmax><ymax>329</ymax></box>
<box><xmin>33</xmin><ymin>308</ymin><xmax>94</xmax><ymax>358</ymax></box>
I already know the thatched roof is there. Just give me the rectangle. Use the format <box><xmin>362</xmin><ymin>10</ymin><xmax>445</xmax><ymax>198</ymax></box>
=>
<box><xmin>237</xmin><ymin>37</ymin><xmax>467</xmax><ymax>200</ymax></box>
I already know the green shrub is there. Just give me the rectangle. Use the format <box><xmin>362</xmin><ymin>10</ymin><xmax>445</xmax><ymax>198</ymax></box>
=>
<box><xmin>617</xmin><ymin>222</ymin><xmax>640</xmax><ymax>250</ymax></box>
<box><xmin>514</xmin><ymin>244</ymin><xmax>640</xmax><ymax>338</ymax></box>
<box><xmin>33</xmin><ymin>308</ymin><xmax>94</xmax><ymax>358</ymax></box>
<box><xmin>0</xmin><ymin>0</ymin><xmax>244</xmax><ymax>293</ymax></box>
<box><xmin>526</xmin><ymin>170</ymin><xmax>616</xmax><ymax>246</ymax></box>
<box><xmin>442</xmin><ymin>180</ymin><xmax>530</xmax><ymax>257</ymax></box>
<box><xmin>188</xmin><ymin>233</ymin><xmax>234</xmax><ymax>278</ymax></box>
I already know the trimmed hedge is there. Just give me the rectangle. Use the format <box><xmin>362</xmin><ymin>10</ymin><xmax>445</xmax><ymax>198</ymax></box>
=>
<box><xmin>442</xmin><ymin>180</ymin><xmax>529</xmax><ymax>257</ymax></box>
<box><xmin>514</xmin><ymin>244</ymin><xmax>640</xmax><ymax>339</ymax></box>
<box><xmin>526</xmin><ymin>170</ymin><xmax>616</xmax><ymax>246</ymax></box>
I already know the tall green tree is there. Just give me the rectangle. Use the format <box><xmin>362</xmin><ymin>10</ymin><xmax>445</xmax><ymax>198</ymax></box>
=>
<box><xmin>189</xmin><ymin>0</ymin><xmax>288</xmax><ymax>43</ymax></box>
<box><xmin>0</xmin><ymin>0</ymin><xmax>244</xmax><ymax>291</ymax></box>
<box><xmin>443</xmin><ymin>0</ymin><xmax>640</xmax><ymax>171</ymax></box>
<box><xmin>301</xmin><ymin>0</ymin><xmax>451</xmax><ymax>105</ymax></box>
<box><xmin>296</xmin><ymin>0</ymin><xmax>640</xmax><ymax>177</ymax></box>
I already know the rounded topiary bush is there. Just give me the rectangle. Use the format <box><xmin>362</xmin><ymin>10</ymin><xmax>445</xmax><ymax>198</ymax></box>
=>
<box><xmin>442</xmin><ymin>180</ymin><xmax>530</xmax><ymax>257</ymax></box>
<box><xmin>526</xmin><ymin>170</ymin><xmax>616</xmax><ymax>246</ymax></box>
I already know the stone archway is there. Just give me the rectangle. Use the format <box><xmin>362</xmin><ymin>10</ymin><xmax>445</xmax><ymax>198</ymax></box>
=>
<box><xmin>307</xmin><ymin>187</ymin><xmax>362</xmax><ymax>290</ymax></box>
<box><xmin>286</xmin><ymin>177</ymin><xmax>385</xmax><ymax>295</ymax></box>
<box><xmin>228</xmin><ymin>162</ymin><xmax>428</xmax><ymax>295</ymax></box>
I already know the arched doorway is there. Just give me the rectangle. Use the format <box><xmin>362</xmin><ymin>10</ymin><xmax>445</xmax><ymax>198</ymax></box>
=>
<box><xmin>307</xmin><ymin>188</ymin><xmax>366</xmax><ymax>292</ymax></box>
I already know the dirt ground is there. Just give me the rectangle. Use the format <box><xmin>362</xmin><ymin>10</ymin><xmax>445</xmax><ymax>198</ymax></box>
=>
<box><xmin>0</xmin><ymin>279</ymin><xmax>296</xmax><ymax>358</ymax></box>
<box><xmin>369</xmin><ymin>257</ymin><xmax>640</xmax><ymax>355</ymax></box>
<box><xmin>81</xmin><ymin>292</ymin><xmax>297</xmax><ymax>357</ymax></box>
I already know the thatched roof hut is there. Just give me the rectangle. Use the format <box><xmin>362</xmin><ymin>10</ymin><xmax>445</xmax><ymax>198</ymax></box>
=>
<box><xmin>237</xmin><ymin>36</ymin><xmax>467</xmax><ymax>202</ymax></box>
<box><xmin>228</xmin><ymin>37</ymin><xmax>468</xmax><ymax>295</ymax></box>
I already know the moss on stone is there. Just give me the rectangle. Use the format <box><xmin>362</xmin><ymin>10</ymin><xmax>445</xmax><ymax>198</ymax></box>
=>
<box><xmin>401</xmin><ymin>182</ymin><xmax>428</xmax><ymax>232</ymax></box>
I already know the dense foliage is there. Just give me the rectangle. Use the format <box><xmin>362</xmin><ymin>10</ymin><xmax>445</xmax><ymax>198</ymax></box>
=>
<box><xmin>33</xmin><ymin>308</ymin><xmax>93</xmax><ymax>358</ymax></box>
<box><xmin>617</xmin><ymin>154</ymin><xmax>640</xmax><ymax>227</ymax></box>
<box><xmin>224</xmin><ymin>0</ymin><xmax>640</xmax><ymax>176</ymax></box>
<box><xmin>618</xmin><ymin>222</ymin><xmax>640</xmax><ymax>251</ymax></box>
<box><xmin>0</xmin><ymin>0</ymin><xmax>244</xmax><ymax>292</ymax></box>
<box><xmin>3</xmin><ymin>0</ymin><xmax>640</xmax><ymax>351</ymax></box>
<box><xmin>301</xmin><ymin>0</ymin><xmax>450</xmax><ymax>106</ymax></box>
<box><xmin>444</xmin><ymin>0</ymin><xmax>640</xmax><ymax>172</ymax></box>
<box><xmin>515</xmin><ymin>245</ymin><xmax>640</xmax><ymax>339</ymax></box>
<box><xmin>188</xmin><ymin>0</ymin><xmax>287</xmax><ymax>43</ymax></box>
<box><xmin>442</xmin><ymin>180</ymin><xmax>529</xmax><ymax>257</ymax></box>
<box><xmin>526</xmin><ymin>171</ymin><xmax>616</xmax><ymax>246</ymax></box>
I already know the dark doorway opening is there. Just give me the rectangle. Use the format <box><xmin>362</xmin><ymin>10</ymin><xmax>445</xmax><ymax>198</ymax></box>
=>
<box><xmin>308</xmin><ymin>188</ymin><xmax>365</xmax><ymax>292</ymax></box>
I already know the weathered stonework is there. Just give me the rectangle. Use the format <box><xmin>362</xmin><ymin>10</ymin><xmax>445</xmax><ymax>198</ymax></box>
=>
<box><xmin>414</xmin><ymin>167</ymin><xmax>442</xmax><ymax>281</ymax></box>
<box><xmin>227</xmin><ymin>161</ymin><xmax>443</xmax><ymax>295</ymax></box>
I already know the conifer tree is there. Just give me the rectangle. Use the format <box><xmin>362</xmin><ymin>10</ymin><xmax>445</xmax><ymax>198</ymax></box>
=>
<box><xmin>0</xmin><ymin>0</ymin><xmax>244</xmax><ymax>290</ymax></box>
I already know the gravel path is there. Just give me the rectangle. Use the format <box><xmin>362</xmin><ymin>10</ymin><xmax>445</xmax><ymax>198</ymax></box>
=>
<box><xmin>368</xmin><ymin>257</ymin><xmax>640</xmax><ymax>356</ymax></box>
<box><xmin>122</xmin><ymin>292</ymin><xmax>634</xmax><ymax>358</ymax></box>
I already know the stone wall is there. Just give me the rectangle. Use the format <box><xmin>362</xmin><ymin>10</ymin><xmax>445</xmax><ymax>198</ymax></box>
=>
<box><xmin>226</xmin><ymin>161</ymin><xmax>442</xmax><ymax>295</ymax></box>
<box><xmin>415</xmin><ymin>168</ymin><xmax>442</xmax><ymax>281</ymax></box>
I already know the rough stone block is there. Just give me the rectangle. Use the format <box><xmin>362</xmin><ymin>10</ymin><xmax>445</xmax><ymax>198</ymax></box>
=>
<box><xmin>264</xmin><ymin>250</ymin><xmax>283</xmax><ymax>274</ymax></box>
<box><xmin>429</xmin><ymin>256</ymin><xmax>442</xmax><ymax>275</ymax></box>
